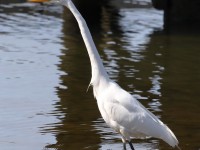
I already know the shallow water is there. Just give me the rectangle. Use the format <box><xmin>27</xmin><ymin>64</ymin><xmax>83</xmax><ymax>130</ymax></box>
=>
<box><xmin>0</xmin><ymin>1</ymin><xmax>200</xmax><ymax>150</ymax></box>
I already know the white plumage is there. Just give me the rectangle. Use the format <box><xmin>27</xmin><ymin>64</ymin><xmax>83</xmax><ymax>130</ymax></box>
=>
<box><xmin>94</xmin><ymin>80</ymin><xmax>178</xmax><ymax>147</ymax></box>
<box><xmin>54</xmin><ymin>0</ymin><xmax>179</xmax><ymax>149</ymax></box>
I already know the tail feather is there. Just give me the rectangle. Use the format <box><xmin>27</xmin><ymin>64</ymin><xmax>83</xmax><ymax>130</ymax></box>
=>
<box><xmin>160</xmin><ymin>124</ymin><xmax>179</xmax><ymax>147</ymax></box>
<box><xmin>136</xmin><ymin>101</ymin><xmax>179</xmax><ymax>148</ymax></box>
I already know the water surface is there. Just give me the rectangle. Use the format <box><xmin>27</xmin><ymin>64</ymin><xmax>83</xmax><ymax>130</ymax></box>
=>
<box><xmin>0</xmin><ymin>1</ymin><xmax>199</xmax><ymax>150</ymax></box>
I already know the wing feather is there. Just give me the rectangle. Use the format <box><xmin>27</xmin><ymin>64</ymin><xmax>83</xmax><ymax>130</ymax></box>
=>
<box><xmin>103</xmin><ymin>82</ymin><xmax>178</xmax><ymax>147</ymax></box>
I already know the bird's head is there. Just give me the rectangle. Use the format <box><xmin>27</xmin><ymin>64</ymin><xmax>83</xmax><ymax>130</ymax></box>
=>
<box><xmin>50</xmin><ymin>0</ymin><xmax>71</xmax><ymax>6</ymax></box>
<box><xmin>28</xmin><ymin>0</ymin><xmax>71</xmax><ymax>6</ymax></box>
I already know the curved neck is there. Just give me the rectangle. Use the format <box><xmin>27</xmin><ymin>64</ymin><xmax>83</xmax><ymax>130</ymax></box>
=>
<box><xmin>65</xmin><ymin>0</ymin><xmax>109</xmax><ymax>85</ymax></box>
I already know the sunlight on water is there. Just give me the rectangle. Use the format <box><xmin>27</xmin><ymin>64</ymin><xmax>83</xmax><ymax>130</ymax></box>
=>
<box><xmin>0</xmin><ymin>3</ymin><xmax>65</xmax><ymax>150</ymax></box>
<box><xmin>0</xmin><ymin>1</ymin><xmax>200</xmax><ymax>150</ymax></box>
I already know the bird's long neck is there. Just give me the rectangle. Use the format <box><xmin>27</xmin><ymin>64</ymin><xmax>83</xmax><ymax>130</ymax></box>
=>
<box><xmin>65</xmin><ymin>0</ymin><xmax>109</xmax><ymax>85</ymax></box>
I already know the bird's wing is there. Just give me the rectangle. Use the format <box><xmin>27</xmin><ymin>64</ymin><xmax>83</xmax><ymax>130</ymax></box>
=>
<box><xmin>103</xmin><ymin>82</ymin><xmax>178</xmax><ymax>147</ymax></box>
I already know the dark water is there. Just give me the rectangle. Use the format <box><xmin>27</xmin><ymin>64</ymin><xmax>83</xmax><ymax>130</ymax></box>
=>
<box><xmin>0</xmin><ymin>1</ymin><xmax>200</xmax><ymax>150</ymax></box>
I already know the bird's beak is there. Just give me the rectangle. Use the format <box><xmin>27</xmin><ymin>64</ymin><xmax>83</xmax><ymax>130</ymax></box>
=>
<box><xmin>27</xmin><ymin>0</ymin><xmax>61</xmax><ymax>4</ymax></box>
<box><xmin>28</xmin><ymin>0</ymin><xmax>50</xmax><ymax>3</ymax></box>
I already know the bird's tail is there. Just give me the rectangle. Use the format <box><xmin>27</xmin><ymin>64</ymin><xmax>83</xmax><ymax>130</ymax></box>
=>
<box><xmin>160</xmin><ymin>123</ymin><xmax>180</xmax><ymax>149</ymax></box>
<box><xmin>137</xmin><ymin>101</ymin><xmax>180</xmax><ymax>148</ymax></box>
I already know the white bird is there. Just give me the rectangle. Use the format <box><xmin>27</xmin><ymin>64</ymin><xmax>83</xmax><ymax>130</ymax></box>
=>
<box><xmin>53</xmin><ymin>0</ymin><xmax>179</xmax><ymax>149</ymax></box>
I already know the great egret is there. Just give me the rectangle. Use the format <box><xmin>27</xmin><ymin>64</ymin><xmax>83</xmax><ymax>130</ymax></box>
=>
<box><xmin>53</xmin><ymin>0</ymin><xmax>179</xmax><ymax>149</ymax></box>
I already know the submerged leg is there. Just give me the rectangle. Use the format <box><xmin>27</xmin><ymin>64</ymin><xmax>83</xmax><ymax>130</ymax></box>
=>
<box><xmin>123</xmin><ymin>142</ymin><xmax>127</xmax><ymax>150</ymax></box>
<box><xmin>121</xmin><ymin>136</ymin><xmax>127</xmax><ymax>150</ymax></box>
<box><xmin>128</xmin><ymin>141</ymin><xmax>135</xmax><ymax>150</ymax></box>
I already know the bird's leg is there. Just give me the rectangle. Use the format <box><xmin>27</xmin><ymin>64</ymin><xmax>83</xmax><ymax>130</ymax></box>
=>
<box><xmin>121</xmin><ymin>137</ymin><xmax>127</xmax><ymax>150</ymax></box>
<box><xmin>128</xmin><ymin>141</ymin><xmax>135</xmax><ymax>150</ymax></box>
<box><xmin>123</xmin><ymin>142</ymin><xmax>127</xmax><ymax>150</ymax></box>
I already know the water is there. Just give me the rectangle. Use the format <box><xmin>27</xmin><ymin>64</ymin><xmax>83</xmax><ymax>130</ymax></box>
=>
<box><xmin>0</xmin><ymin>1</ymin><xmax>200</xmax><ymax>150</ymax></box>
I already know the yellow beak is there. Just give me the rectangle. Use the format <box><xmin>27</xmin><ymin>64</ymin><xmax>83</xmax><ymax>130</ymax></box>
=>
<box><xmin>28</xmin><ymin>0</ymin><xmax>50</xmax><ymax>3</ymax></box>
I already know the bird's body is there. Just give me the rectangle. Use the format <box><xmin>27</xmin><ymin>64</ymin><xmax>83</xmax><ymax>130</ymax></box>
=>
<box><xmin>94</xmin><ymin>79</ymin><xmax>178</xmax><ymax>147</ymax></box>
<box><xmin>54</xmin><ymin>0</ymin><xmax>179</xmax><ymax>149</ymax></box>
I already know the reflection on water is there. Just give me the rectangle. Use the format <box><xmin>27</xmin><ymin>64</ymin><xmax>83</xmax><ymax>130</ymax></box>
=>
<box><xmin>0</xmin><ymin>2</ymin><xmax>64</xmax><ymax>150</ymax></box>
<box><xmin>0</xmin><ymin>1</ymin><xmax>200</xmax><ymax>150</ymax></box>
